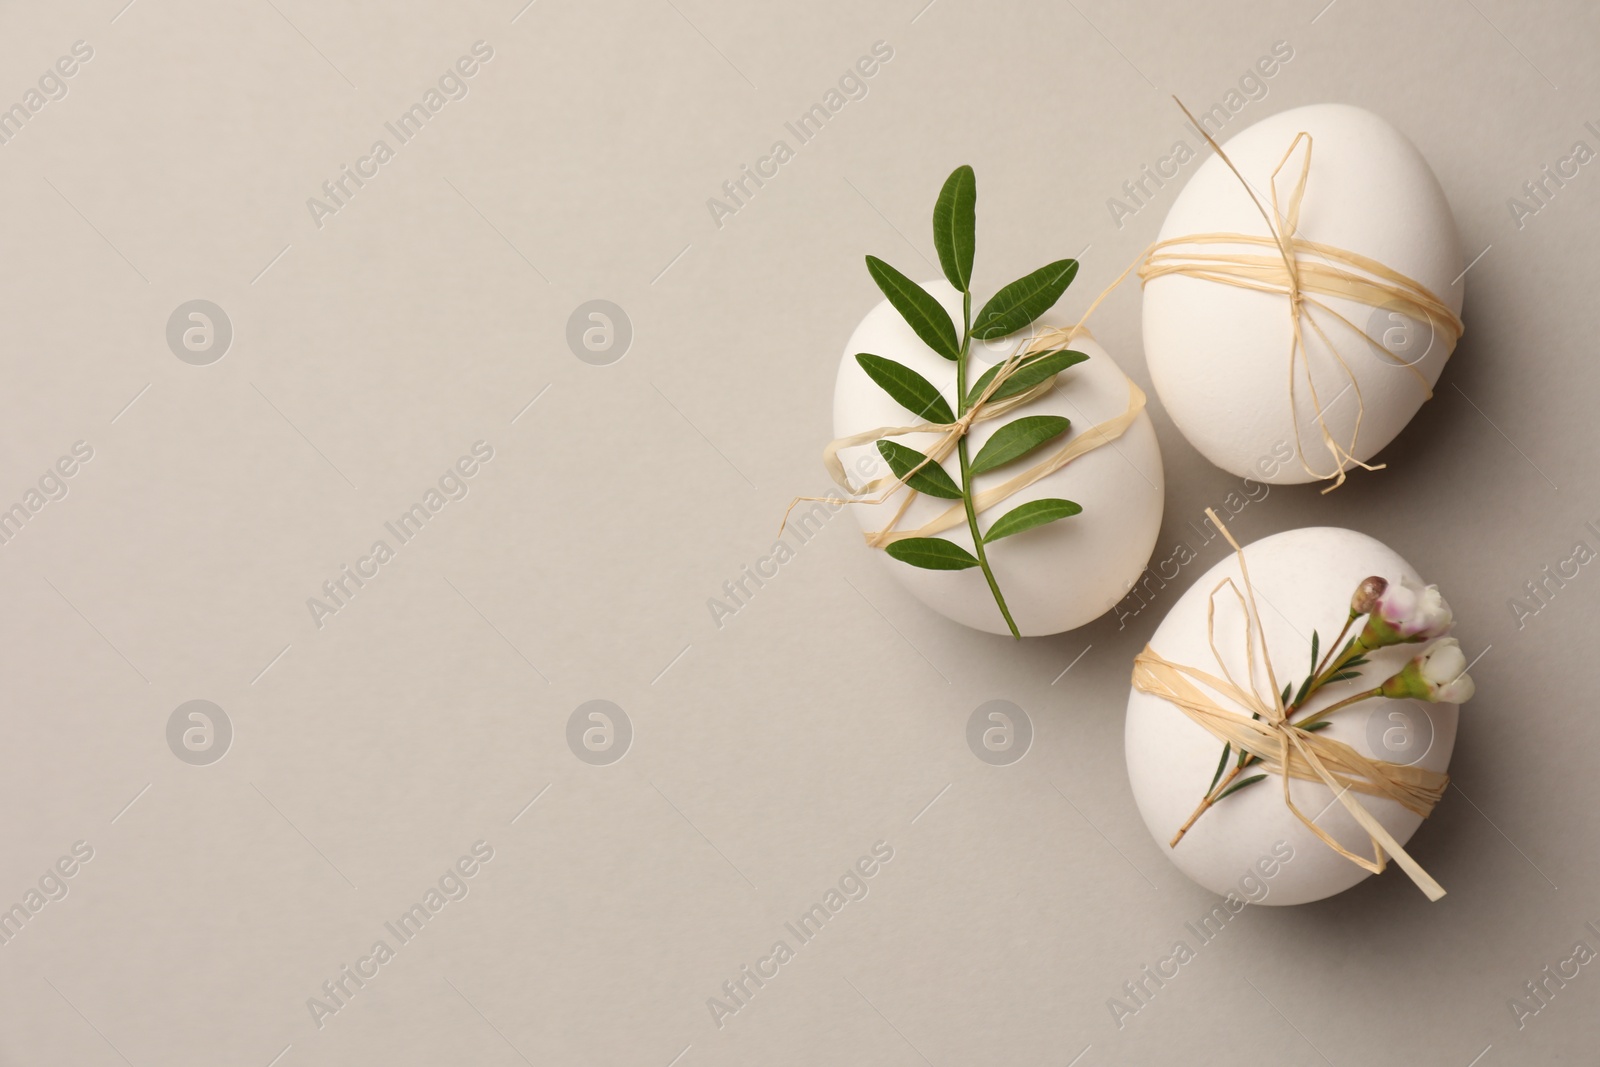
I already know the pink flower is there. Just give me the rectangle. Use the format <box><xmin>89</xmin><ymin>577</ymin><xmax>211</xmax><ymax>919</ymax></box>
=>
<box><xmin>1358</xmin><ymin>577</ymin><xmax>1454</xmax><ymax>648</ymax></box>
<box><xmin>1379</xmin><ymin>638</ymin><xmax>1475</xmax><ymax>704</ymax></box>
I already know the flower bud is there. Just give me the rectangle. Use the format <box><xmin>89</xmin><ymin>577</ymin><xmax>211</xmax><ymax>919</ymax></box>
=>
<box><xmin>1379</xmin><ymin>637</ymin><xmax>1475</xmax><ymax>704</ymax></box>
<box><xmin>1357</xmin><ymin>577</ymin><xmax>1454</xmax><ymax>648</ymax></box>
<box><xmin>1351</xmin><ymin>576</ymin><xmax>1388</xmax><ymax>616</ymax></box>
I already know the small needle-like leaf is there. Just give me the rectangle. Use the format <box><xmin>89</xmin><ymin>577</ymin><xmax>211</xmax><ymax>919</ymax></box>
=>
<box><xmin>1214</xmin><ymin>774</ymin><xmax>1268</xmax><ymax>801</ymax></box>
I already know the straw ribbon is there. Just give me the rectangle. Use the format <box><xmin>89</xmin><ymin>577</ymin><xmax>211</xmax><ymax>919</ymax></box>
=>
<box><xmin>1140</xmin><ymin>101</ymin><xmax>1464</xmax><ymax>491</ymax></box>
<box><xmin>1131</xmin><ymin>509</ymin><xmax>1450</xmax><ymax>901</ymax></box>
<box><xmin>814</xmin><ymin>323</ymin><xmax>1145</xmax><ymax>548</ymax></box>
<box><xmin>804</xmin><ymin>98</ymin><xmax>1463</xmax><ymax>546</ymax></box>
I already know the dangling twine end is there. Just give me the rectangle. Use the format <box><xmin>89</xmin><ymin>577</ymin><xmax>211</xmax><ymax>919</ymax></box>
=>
<box><xmin>812</xmin><ymin>350</ymin><xmax>1146</xmax><ymax>549</ymax></box>
<box><xmin>777</xmin><ymin>495</ymin><xmax>810</xmax><ymax>538</ymax></box>
<box><xmin>1136</xmin><ymin>508</ymin><xmax>1450</xmax><ymax>901</ymax></box>
<box><xmin>1314</xmin><ymin>459</ymin><xmax>1388</xmax><ymax>495</ymax></box>
<box><xmin>1202</xmin><ymin>507</ymin><xmax>1238</xmax><ymax>551</ymax></box>
<box><xmin>1157</xmin><ymin>97</ymin><xmax>1462</xmax><ymax>494</ymax></box>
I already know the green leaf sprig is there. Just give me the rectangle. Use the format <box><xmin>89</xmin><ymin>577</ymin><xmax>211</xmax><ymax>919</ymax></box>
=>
<box><xmin>855</xmin><ymin>166</ymin><xmax>1085</xmax><ymax>638</ymax></box>
<box><xmin>1168</xmin><ymin>575</ymin><xmax>1469</xmax><ymax>849</ymax></box>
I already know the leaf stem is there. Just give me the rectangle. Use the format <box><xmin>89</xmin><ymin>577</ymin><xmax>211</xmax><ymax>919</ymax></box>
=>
<box><xmin>1289</xmin><ymin>687</ymin><xmax>1383</xmax><ymax>731</ymax></box>
<box><xmin>954</xmin><ymin>290</ymin><xmax>1020</xmax><ymax>638</ymax></box>
<box><xmin>1299</xmin><ymin>632</ymin><xmax>1364</xmax><ymax>707</ymax></box>
<box><xmin>1309</xmin><ymin>613</ymin><xmax>1356</xmax><ymax>684</ymax></box>
<box><xmin>1171</xmin><ymin>764</ymin><xmax>1240</xmax><ymax>847</ymax></box>
<box><xmin>1176</xmin><ymin>621</ymin><xmax>1383</xmax><ymax>845</ymax></box>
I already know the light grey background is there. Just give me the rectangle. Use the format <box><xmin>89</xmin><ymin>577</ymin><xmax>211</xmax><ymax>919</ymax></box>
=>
<box><xmin>0</xmin><ymin>0</ymin><xmax>1594</xmax><ymax>1064</ymax></box>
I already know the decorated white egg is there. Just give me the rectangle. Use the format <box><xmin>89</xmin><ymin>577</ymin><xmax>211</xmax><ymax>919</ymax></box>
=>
<box><xmin>1142</xmin><ymin>103</ymin><xmax>1465</xmax><ymax>485</ymax></box>
<box><xmin>1124</xmin><ymin>525</ymin><xmax>1461</xmax><ymax>904</ymax></box>
<box><xmin>832</xmin><ymin>280</ymin><xmax>1164</xmax><ymax>636</ymax></box>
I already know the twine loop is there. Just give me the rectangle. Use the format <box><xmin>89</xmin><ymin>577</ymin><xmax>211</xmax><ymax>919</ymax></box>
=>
<box><xmin>804</xmin><ymin>323</ymin><xmax>1145</xmax><ymax>548</ymax></box>
<box><xmin>1132</xmin><ymin>509</ymin><xmax>1450</xmax><ymax>901</ymax></box>
<box><xmin>1139</xmin><ymin>105</ymin><xmax>1465</xmax><ymax>490</ymax></box>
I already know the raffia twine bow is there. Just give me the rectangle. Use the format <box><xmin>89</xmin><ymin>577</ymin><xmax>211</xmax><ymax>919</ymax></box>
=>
<box><xmin>806</xmin><ymin>324</ymin><xmax>1145</xmax><ymax>547</ymax></box>
<box><xmin>803</xmin><ymin>99</ymin><xmax>1463</xmax><ymax>545</ymax></box>
<box><xmin>1132</xmin><ymin>509</ymin><xmax>1450</xmax><ymax>900</ymax></box>
<box><xmin>1139</xmin><ymin>101</ymin><xmax>1465</xmax><ymax>492</ymax></box>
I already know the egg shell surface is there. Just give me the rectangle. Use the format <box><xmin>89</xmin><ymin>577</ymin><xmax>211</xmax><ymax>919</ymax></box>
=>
<box><xmin>1124</xmin><ymin>525</ymin><xmax>1459</xmax><ymax>904</ymax></box>
<box><xmin>833</xmin><ymin>280</ymin><xmax>1164</xmax><ymax>635</ymax></box>
<box><xmin>1142</xmin><ymin>103</ymin><xmax>1465</xmax><ymax>483</ymax></box>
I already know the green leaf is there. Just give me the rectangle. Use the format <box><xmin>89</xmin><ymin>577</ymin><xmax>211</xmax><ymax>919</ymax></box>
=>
<box><xmin>1302</xmin><ymin>720</ymin><xmax>1333</xmax><ymax>732</ymax></box>
<box><xmin>1208</xmin><ymin>743</ymin><xmax>1232</xmax><ymax>793</ymax></box>
<box><xmin>1345</xmin><ymin>656</ymin><xmax>1369</xmax><ymax>669</ymax></box>
<box><xmin>1293</xmin><ymin>674</ymin><xmax>1314</xmax><ymax>708</ymax></box>
<box><xmin>1309</xmin><ymin>630</ymin><xmax>1320</xmax><ymax>675</ymax></box>
<box><xmin>966</xmin><ymin>349</ymin><xmax>1089</xmax><ymax>406</ymax></box>
<box><xmin>981</xmin><ymin>498</ymin><xmax>1082</xmax><ymax>543</ymax></box>
<box><xmin>865</xmin><ymin>256</ymin><xmax>959</xmax><ymax>360</ymax></box>
<box><xmin>932</xmin><ymin>165</ymin><xmax>976</xmax><ymax>292</ymax></box>
<box><xmin>1214</xmin><ymin>774</ymin><xmax>1268</xmax><ymax>802</ymax></box>
<box><xmin>855</xmin><ymin>354</ymin><xmax>954</xmax><ymax>423</ymax></box>
<box><xmin>1238</xmin><ymin>710</ymin><xmax>1260</xmax><ymax>768</ymax></box>
<box><xmin>876</xmin><ymin>440</ymin><xmax>963</xmax><ymax>499</ymax></box>
<box><xmin>972</xmin><ymin>259</ymin><xmax>1080</xmax><ymax>339</ymax></box>
<box><xmin>1326</xmin><ymin>670</ymin><xmax>1361</xmax><ymax>683</ymax></box>
<box><xmin>970</xmin><ymin>415</ymin><xmax>1072</xmax><ymax>476</ymax></box>
<box><xmin>1281</xmin><ymin>682</ymin><xmax>1293</xmax><ymax>706</ymax></box>
<box><xmin>884</xmin><ymin>537</ymin><xmax>979</xmax><ymax>570</ymax></box>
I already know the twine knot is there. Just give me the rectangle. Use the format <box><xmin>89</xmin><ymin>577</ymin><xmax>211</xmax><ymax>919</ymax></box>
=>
<box><xmin>1138</xmin><ymin>102</ymin><xmax>1465</xmax><ymax>491</ymax></box>
<box><xmin>1132</xmin><ymin>509</ymin><xmax>1450</xmax><ymax>901</ymax></box>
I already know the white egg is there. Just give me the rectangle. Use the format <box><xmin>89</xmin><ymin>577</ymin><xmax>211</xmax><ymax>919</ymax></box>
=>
<box><xmin>832</xmin><ymin>279</ymin><xmax>1164</xmax><ymax>636</ymax></box>
<box><xmin>1142</xmin><ymin>103</ymin><xmax>1465</xmax><ymax>484</ymax></box>
<box><xmin>1124</xmin><ymin>525</ymin><xmax>1460</xmax><ymax>905</ymax></box>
